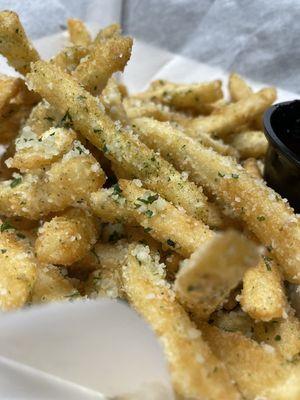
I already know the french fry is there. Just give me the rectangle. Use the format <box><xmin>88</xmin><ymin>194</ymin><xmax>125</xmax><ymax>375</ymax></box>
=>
<box><xmin>0</xmin><ymin>10</ymin><xmax>40</xmax><ymax>75</ymax></box>
<box><xmin>31</xmin><ymin>264</ymin><xmax>78</xmax><ymax>304</ymax></box>
<box><xmin>0</xmin><ymin>143</ymin><xmax>105</xmax><ymax>219</ymax></box>
<box><xmin>188</xmin><ymin>88</ymin><xmax>276</xmax><ymax>138</ymax></box>
<box><xmin>94</xmin><ymin>23</ymin><xmax>121</xmax><ymax>43</ymax></box>
<box><xmin>24</xmin><ymin>100</ymin><xmax>61</xmax><ymax>137</ymax></box>
<box><xmin>27</xmin><ymin>61</ymin><xmax>217</xmax><ymax>225</ymax></box>
<box><xmin>133</xmin><ymin>80</ymin><xmax>223</xmax><ymax>114</ymax></box>
<box><xmin>67</xmin><ymin>19</ymin><xmax>91</xmax><ymax>47</ymax></box>
<box><xmin>35</xmin><ymin>208</ymin><xmax>99</xmax><ymax>266</ymax></box>
<box><xmin>0</xmin><ymin>76</ymin><xmax>22</xmax><ymax>115</ymax></box>
<box><xmin>85</xmin><ymin>241</ymin><xmax>128</xmax><ymax>299</ymax></box>
<box><xmin>200</xmin><ymin>322</ymin><xmax>300</xmax><ymax>400</ymax></box>
<box><xmin>230</xmin><ymin>130</ymin><xmax>268</xmax><ymax>159</ymax></box>
<box><xmin>129</xmin><ymin>117</ymin><xmax>300</xmax><ymax>283</ymax></box>
<box><xmin>229</xmin><ymin>73</ymin><xmax>252</xmax><ymax>102</ymax></box>
<box><xmin>100</xmin><ymin>78</ymin><xmax>129</xmax><ymax>125</ymax></box>
<box><xmin>9</xmin><ymin>127</ymin><xmax>76</xmax><ymax>171</ymax></box>
<box><xmin>175</xmin><ymin>230</ymin><xmax>259</xmax><ymax>320</ymax></box>
<box><xmin>50</xmin><ymin>45</ymin><xmax>90</xmax><ymax>73</ymax></box>
<box><xmin>209</xmin><ymin>309</ymin><xmax>254</xmax><ymax>337</ymax></box>
<box><xmin>0</xmin><ymin>225</ymin><xmax>37</xmax><ymax>310</ymax></box>
<box><xmin>90</xmin><ymin>185</ymin><xmax>136</xmax><ymax>224</ymax></box>
<box><xmin>119</xmin><ymin>179</ymin><xmax>214</xmax><ymax>258</ymax></box>
<box><xmin>0</xmin><ymin>103</ymin><xmax>32</xmax><ymax>143</ymax></box>
<box><xmin>253</xmin><ymin>312</ymin><xmax>300</xmax><ymax>361</ymax></box>
<box><xmin>72</xmin><ymin>36</ymin><xmax>133</xmax><ymax>95</ymax></box>
<box><xmin>123</xmin><ymin>243</ymin><xmax>240</xmax><ymax>399</ymax></box>
<box><xmin>240</xmin><ymin>258</ymin><xmax>288</xmax><ymax>321</ymax></box>
<box><xmin>242</xmin><ymin>158</ymin><xmax>262</xmax><ymax>179</ymax></box>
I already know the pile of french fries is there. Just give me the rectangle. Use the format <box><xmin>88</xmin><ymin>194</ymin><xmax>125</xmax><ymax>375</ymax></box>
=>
<box><xmin>0</xmin><ymin>10</ymin><xmax>300</xmax><ymax>399</ymax></box>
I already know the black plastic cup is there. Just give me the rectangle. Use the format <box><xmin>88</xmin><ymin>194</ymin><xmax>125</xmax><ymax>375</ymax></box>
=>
<box><xmin>264</xmin><ymin>100</ymin><xmax>300</xmax><ymax>212</ymax></box>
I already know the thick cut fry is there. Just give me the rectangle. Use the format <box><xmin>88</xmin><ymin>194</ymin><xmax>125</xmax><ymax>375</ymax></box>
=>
<box><xmin>130</xmin><ymin>117</ymin><xmax>300</xmax><ymax>283</ymax></box>
<box><xmin>0</xmin><ymin>76</ymin><xmax>22</xmax><ymax>115</ymax></box>
<box><xmin>240</xmin><ymin>258</ymin><xmax>287</xmax><ymax>321</ymax></box>
<box><xmin>90</xmin><ymin>185</ymin><xmax>136</xmax><ymax>225</ymax></box>
<box><xmin>0</xmin><ymin>144</ymin><xmax>105</xmax><ymax>219</ymax></box>
<box><xmin>175</xmin><ymin>230</ymin><xmax>259</xmax><ymax>320</ymax></box>
<box><xmin>200</xmin><ymin>323</ymin><xmax>300</xmax><ymax>400</ymax></box>
<box><xmin>9</xmin><ymin>126</ymin><xmax>76</xmax><ymax>171</ymax></box>
<box><xmin>85</xmin><ymin>241</ymin><xmax>128</xmax><ymax>299</ymax></box>
<box><xmin>119</xmin><ymin>180</ymin><xmax>214</xmax><ymax>258</ymax></box>
<box><xmin>31</xmin><ymin>264</ymin><xmax>78</xmax><ymax>304</ymax></box>
<box><xmin>100</xmin><ymin>78</ymin><xmax>129</xmax><ymax>125</ymax></box>
<box><xmin>67</xmin><ymin>19</ymin><xmax>91</xmax><ymax>46</ymax></box>
<box><xmin>35</xmin><ymin>208</ymin><xmax>99</xmax><ymax>266</ymax></box>
<box><xmin>0</xmin><ymin>228</ymin><xmax>37</xmax><ymax>310</ymax></box>
<box><xmin>73</xmin><ymin>36</ymin><xmax>133</xmax><ymax>95</ymax></box>
<box><xmin>230</xmin><ymin>130</ymin><xmax>268</xmax><ymax>159</ymax></box>
<box><xmin>123</xmin><ymin>243</ymin><xmax>240</xmax><ymax>400</ymax></box>
<box><xmin>188</xmin><ymin>88</ymin><xmax>276</xmax><ymax>138</ymax></box>
<box><xmin>133</xmin><ymin>80</ymin><xmax>223</xmax><ymax>113</ymax></box>
<box><xmin>50</xmin><ymin>45</ymin><xmax>90</xmax><ymax>73</ymax></box>
<box><xmin>27</xmin><ymin>61</ymin><xmax>216</xmax><ymax>225</ymax></box>
<box><xmin>242</xmin><ymin>157</ymin><xmax>262</xmax><ymax>179</ymax></box>
<box><xmin>0</xmin><ymin>11</ymin><xmax>40</xmax><ymax>74</ymax></box>
<box><xmin>210</xmin><ymin>309</ymin><xmax>254</xmax><ymax>337</ymax></box>
<box><xmin>94</xmin><ymin>23</ymin><xmax>121</xmax><ymax>43</ymax></box>
<box><xmin>229</xmin><ymin>73</ymin><xmax>252</xmax><ymax>102</ymax></box>
<box><xmin>24</xmin><ymin>100</ymin><xmax>61</xmax><ymax>137</ymax></box>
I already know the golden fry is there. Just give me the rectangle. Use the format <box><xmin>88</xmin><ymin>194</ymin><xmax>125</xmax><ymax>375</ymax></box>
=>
<box><xmin>230</xmin><ymin>130</ymin><xmax>268</xmax><ymax>159</ymax></box>
<box><xmin>67</xmin><ymin>18</ymin><xmax>91</xmax><ymax>46</ymax></box>
<box><xmin>0</xmin><ymin>10</ymin><xmax>40</xmax><ymax>74</ymax></box>
<box><xmin>242</xmin><ymin>157</ymin><xmax>262</xmax><ymax>179</ymax></box>
<box><xmin>210</xmin><ymin>309</ymin><xmax>254</xmax><ymax>337</ymax></box>
<box><xmin>228</xmin><ymin>73</ymin><xmax>252</xmax><ymax>102</ymax></box>
<box><xmin>175</xmin><ymin>230</ymin><xmax>259</xmax><ymax>320</ymax></box>
<box><xmin>123</xmin><ymin>243</ymin><xmax>240</xmax><ymax>399</ymax></box>
<box><xmin>94</xmin><ymin>23</ymin><xmax>121</xmax><ymax>43</ymax></box>
<box><xmin>0</xmin><ymin>76</ymin><xmax>22</xmax><ymax>115</ymax></box>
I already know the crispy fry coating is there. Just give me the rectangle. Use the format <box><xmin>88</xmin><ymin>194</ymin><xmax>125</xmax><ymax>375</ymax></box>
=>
<box><xmin>0</xmin><ymin>76</ymin><xmax>23</xmax><ymax>115</ymax></box>
<box><xmin>129</xmin><ymin>117</ymin><xmax>300</xmax><ymax>283</ymax></box>
<box><xmin>0</xmin><ymin>10</ymin><xmax>40</xmax><ymax>74</ymax></box>
<box><xmin>230</xmin><ymin>130</ymin><xmax>268</xmax><ymax>159</ymax></box>
<box><xmin>94</xmin><ymin>23</ymin><xmax>121</xmax><ymax>43</ymax></box>
<box><xmin>9</xmin><ymin>127</ymin><xmax>76</xmax><ymax>171</ymax></box>
<box><xmin>67</xmin><ymin>19</ymin><xmax>91</xmax><ymax>46</ymax></box>
<box><xmin>0</xmin><ymin>144</ymin><xmax>105</xmax><ymax>219</ymax></box>
<box><xmin>27</xmin><ymin>61</ymin><xmax>216</xmax><ymax>224</ymax></box>
<box><xmin>123</xmin><ymin>243</ymin><xmax>240</xmax><ymax>400</ymax></box>
<box><xmin>0</xmin><ymin>228</ymin><xmax>37</xmax><ymax>310</ymax></box>
<box><xmin>50</xmin><ymin>45</ymin><xmax>90</xmax><ymax>73</ymax></box>
<box><xmin>175</xmin><ymin>230</ymin><xmax>259</xmax><ymax>320</ymax></box>
<box><xmin>242</xmin><ymin>157</ymin><xmax>262</xmax><ymax>179</ymax></box>
<box><xmin>210</xmin><ymin>309</ymin><xmax>254</xmax><ymax>337</ymax></box>
<box><xmin>240</xmin><ymin>258</ymin><xmax>288</xmax><ymax>321</ymax></box>
<box><xmin>229</xmin><ymin>73</ymin><xmax>252</xmax><ymax>102</ymax></box>
<box><xmin>31</xmin><ymin>264</ymin><xmax>78</xmax><ymax>304</ymax></box>
<box><xmin>35</xmin><ymin>208</ymin><xmax>99</xmax><ymax>266</ymax></box>
<box><xmin>133</xmin><ymin>80</ymin><xmax>223</xmax><ymax>113</ymax></box>
<box><xmin>200</xmin><ymin>322</ymin><xmax>300</xmax><ymax>400</ymax></box>
<box><xmin>73</xmin><ymin>36</ymin><xmax>133</xmax><ymax>95</ymax></box>
<box><xmin>188</xmin><ymin>88</ymin><xmax>276</xmax><ymax>138</ymax></box>
<box><xmin>119</xmin><ymin>179</ymin><xmax>214</xmax><ymax>258</ymax></box>
<box><xmin>0</xmin><ymin>103</ymin><xmax>32</xmax><ymax>143</ymax></box>
<box><xmin>100</xmin><ymin>78</ymin><xmax>129</xmax><ymax>124</ymax></box>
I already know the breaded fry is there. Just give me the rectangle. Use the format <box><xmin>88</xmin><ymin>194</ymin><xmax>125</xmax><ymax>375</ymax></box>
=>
<box><xmin>0</xmin><ymin>103</ymin><xmax>32</xmax><ymax>143</ymax></box>
<box><xmin>0</xmin><ymin>226</ymin><xmax>37</xmax><ymax>310</ymax></box>
<box><xmin>73</xmin><ymin>36</ymin><xmax>133</xmax><ymax>95</ymax></box>
<box><xmin>240</xmin><ymin>258</ymin><xmax>288</xmax><ymax>321</ymax></box>
<box><xmin>210</xmin><ymin>309</ymin><xmax>254</xmax><ymax>337</ymax></box>
<box><xmin>85</xmin><ymin>241</ymin><xmax>128</xmax><ymax>299</ymax></box>
<box><xmin>31</xmin><ymin>264</ymin><xmax>78</xmax><ymax>304</ymax></box>
<box><xmin>175</xmin><ymin>230</ymin><xmax>259</xmax><ymax>320</ymax></box>
<box><xmin>230</xmin><ymin>130</ymin><xmax>268</xmax><ymax>159</ymax></box>
<box><xmin>94</xmin><ymin>23</ymin><xmax>121</xmax><ymax>43</ymax></box>
<box><xmin>200</xmin><ymin>322</ymin><xmax>300</xmax><ymax>400</ymax></box>
<box><xmin>24</xmin><ymin>100</ymin><xmax>61</xmax><ymax>137</ymax></box>
<box><xmin>9</xmin><ymin>127</ymin><xmax>76</xmax><ymax>171</ymax></box>
<box><xmin>27</xmin><ymin>61</ymin><xmax>217</xmax><ymax>225</ymax></box>
<box><xmin>133</xmin><ymin>80</ymin><xmax>223</xmax><ymax>114</ymax></box>
<box><xmin>50</xmin><ymin>45</ymin><xmax>90</xmax><ymax>73</ymax></box>
<box><xmin>123</xmin><ymin>243</ymin><xmax>240</xmax><ymax>399</ymax></box>
<box><xmin>242</xmin><ymin>158</ymin><xmax>262</xmax><ymax>179</ymax></box>
<box><xmin>35</xmin><ymin>208</ymin><xmax>99</xmax><ymax>266</ymax></box>
<box><xmin>254</xmin><ymin>312</ymin><xmax>300</xmax><ymax>361</ymax></box>
<box><xmin>0</xmin><ymin>76</ymin><xmax>22</xmax><ymax>115</ymax></box>
<box><xmin>119</xmin><ymin>179</ymin><xmax>214</xmax><ymax>257</ymax></box>
<box><xmin>90</xmin><ymin>185</ymin><xmax>136</xmax><ymax>224</ymax></box>
<box><xmin>0</xmin><ymin>10</ymin><xmax>40</xmax><ymax>74</ymax></box>
<box><xmin>188</xmin><ymin>88</ymin><xmax>276</xmax><ymax>138</ymax></box>
<box><xmin>128</xmin><ymin>117</ymin><xmax>300</xmax><ymax>283</ymax></box>
<box><xmin>229</xmin><ymin>73</ymin><xmax>252</xmax><ymax>102</ymax></box>
<box><xmin>100</xmin><ymin>78</ymin><xmax>129</xmax><ymax>125</ymax></box>
<box><xmin>67</xmin><ymin>19</ymin><xmax>91</xmax><ymax>46</ymax></box>
<box><xmin>0</xmin><ymin>143</ymin><xmax>105</xmax><ymax>219</ymax></box>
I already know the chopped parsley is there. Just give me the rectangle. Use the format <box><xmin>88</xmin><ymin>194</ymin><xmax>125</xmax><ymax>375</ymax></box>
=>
<box><xmin>231</xmin><ymin>173</ymin><xmax>239</xmax><ymax>179</ymax></box>
<box><xmin>257</xmin><ymin>215</ymin><xmax>266</xmax><ymax>221</ymax></box>
<box><xmin>112</xmin><ymin>183</ymin><xmax>122</xmax><ymax>196</ymax></box>
<box><xmin>16</xmin><ymin>233</ymin><xmax>26</xmax><ymax>239</ymax></box>
<box><xmin>144</xmin><ymin>227</ymin><xmax>152</xmax><ymax>233</ymax></box>
<box><xmin>145</xmin><ymin>210</ymin><xmax>153</xmax><ymax>218</ymax></box>
<box><xmin>76</xmin><ymin>146</ymin><xmax>83</xmax><ymax>154</ymax></box>
<box><xmin>59</xmin><ymin>110</ymin><xmax>73</xmax><ymax>128</ymax></box>
<box><xmin>93</xmin><ymin>128</ymin><xmax>102</xmax><ymax>133</ymax></box>
<box><xmin>218</xmin><ymin>172</ymin><xmax>225</xmax><ymax>178</ymax></box>
<box><xmin>103</xmin><ymin>144</ymin><xmax>108</xmax><ymax>153</ymax></box>
<box><xmin>262</xmin><ymin>255</ymin><xmax>272</xmax><ymax>271</ymax></box>
<box><xmin>44</xmin><ymin>116</ymin><xmax>54</xmax><ymax>122</ymax></box>
<box><xmin>10</xmin><ymin>177</ymin><xmax>22</xmax><ymax>188</ymax></box>
<box><xmin>167</xmin><ymin>239</ymin><xmax>176</xmax><ymax>247</ymax></box>
<box><xmin>49</xmin><ymin>131</ymin><xmax>56</xmax><ymax>137</ymax></box>
<box><xmin>137</xmin><ymin>194</ymin><xmax>159</xmax><ymax>205</ymax></box>
<box><xmin>77</xmin><ymin>95</ymin><xmax>87</xmax><ymax>101</ymax></box>
<box><xmin>0</xmin><ymin>221</ymin><xmax>14</xmax><ymax>232</ymax></box>
<box><xmin>0</xmin><ymin>249</ymin><xmax>7</xmax><ymax>254</ymax></box>
<box><xmin>274</xmin><ymin>335</ymin><xmax>281</xmax><ymax>341</ymax></box>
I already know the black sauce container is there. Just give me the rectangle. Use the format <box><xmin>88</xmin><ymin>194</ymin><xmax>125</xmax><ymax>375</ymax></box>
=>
<box><xmin>264</xmin><ymin>100</ymin><xmax>300</xmax><ymax>212</ymax></box>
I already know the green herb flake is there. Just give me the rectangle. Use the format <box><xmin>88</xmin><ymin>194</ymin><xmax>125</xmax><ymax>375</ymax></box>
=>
<box><xmin>218</xmin><ymin>172</ymin><xmax>225</xmax><ymax>178</ymax></box>
<box><xmin>262</xmin><ymin>255</ymin><xmax>272</xmax><ymax>271</ymax></box>
<box><xmin>274</xmin><ymin>335</ymin><xmax>281</xmax><ymax>341</ymax></box>
<box><xmin>76</xmin><ymin>146</ymin><xmax>83</xmax><ymax>154</ymax></box>
<box><xmin>59</xmin><ymin>110</ymin><xmax>73</xmax><ymax>128</ymax></box>
<box><xmin>93</xmin><ymin>128</ymin><xmax>102</xmax><ymax>133</ymax></box>
<box><xmin>16</xmin><ymin>233</ymin><xmax>26</xmax><ymax>239</ymax></box>
<box><xmin>10</xmin><ymin>177</ymin><xmax>22</xmax><ymax>188</ymax></box>
<box><xmin>0</xmin><ymin>221</ymin><xmax>14</xmax><ymax>232</ymax></box>
<box><xmin>103</xmin><ymin>144</ymin><xmax>108</xmax><ymax>153</ymax></box>
<box><xmin>231</xmin><ymin>173</ymin><xmax>239</xmax><ymax>179</ymax></box>
<box><xmin>137</xmin><ymin>194</ymin><xmax>159</xmax><ymax>205</ymax></box>
<box><xmin>144</xmin><ymin>227</ymin><xmax>152</xmax><ymax>233</ymax></box>
<box><xmin>112</xmin><ymin>183</ymin><xmax>122</xmax><ymax>196</ymax></box>
<box><xmin>0</xmin><ymin>249</ymin><xmax>7</xmax><ymax>254</ymax></box>
<box><xmin>44</xmin><ymin>116</ymin><xmax>54</xmax><ymax>122</ymax></box>
<box><xmin>167</xmin><ymin>238</ymin><xmax>176</xmax><ymax>247</ymax></box>
<box><xmin>257</xmin><ymin>215</ymin><xmax>266</xmax><ymax>221</ymax></box>
<box><xmin>145</xmin><ymin>210</ymin><xmax>153</xmax><ymax>218</ymax></box>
